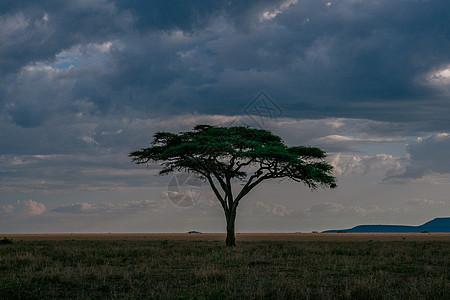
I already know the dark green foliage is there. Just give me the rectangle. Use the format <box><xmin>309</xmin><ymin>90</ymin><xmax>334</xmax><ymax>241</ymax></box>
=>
<box><xmin>130</xmin><ymin>125</ymin><xmax>336</xmax><ymax>189</ymax></box>
<box><xmin>130</xmin><ymin>125</ymin><xmax>336</xmax><ymax>246</ymax></box>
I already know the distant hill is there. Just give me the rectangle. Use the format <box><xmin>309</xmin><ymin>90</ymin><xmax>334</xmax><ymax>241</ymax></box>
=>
<box><xmin>322</xmin><ymin>217</ymin><xmax>450</xmax><ymax>233</ymax></box>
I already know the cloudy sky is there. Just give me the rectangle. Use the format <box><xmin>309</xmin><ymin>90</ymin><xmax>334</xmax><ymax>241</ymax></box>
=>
<box><xmin>1</xmin><ymin>0</ymin><xmax>450</xmax><ymax>233</ymax></box>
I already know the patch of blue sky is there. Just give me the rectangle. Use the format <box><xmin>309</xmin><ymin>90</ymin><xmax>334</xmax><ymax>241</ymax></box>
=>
<box><xmin>52</xmin><ymin>55</ymin><xmax>82</xmax><ymax>69</ymax></box>
<box><xmin>52</xmin><ymin>56</ymin><xmax>81</xmax><ymax>70</ymax></box>
<box><xmin>52</xmin><ymin>52</ymin><xmax>108</xmax><ymax>70</ymax></box>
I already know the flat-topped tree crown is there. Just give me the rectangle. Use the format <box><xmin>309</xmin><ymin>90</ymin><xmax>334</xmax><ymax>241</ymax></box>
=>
<box><xmin>130</xmin><ymin>125</ymin><xmax>336</xmax><ymax>246</ymax></box>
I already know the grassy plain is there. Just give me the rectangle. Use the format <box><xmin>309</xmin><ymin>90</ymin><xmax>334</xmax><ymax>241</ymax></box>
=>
<box><xmin>1</xmin><ymin>233</ymin><xmax>449</xmax><ymax>299</ymax></box>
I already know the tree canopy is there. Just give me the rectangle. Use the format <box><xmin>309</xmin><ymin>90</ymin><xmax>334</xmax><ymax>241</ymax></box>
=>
<box><xmin>130</xmin><ymin>124</ymin><xmax>336</xmax><ymax>246</ymax></box>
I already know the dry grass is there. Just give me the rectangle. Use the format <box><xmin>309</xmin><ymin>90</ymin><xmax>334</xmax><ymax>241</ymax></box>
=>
<box><xmin>0</xmin><ymin>234</ymin><xmax>449</xmax><ymax>299</ymax></box>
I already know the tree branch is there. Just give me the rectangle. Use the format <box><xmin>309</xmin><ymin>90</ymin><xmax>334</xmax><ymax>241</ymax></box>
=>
<box><xmin>206</xmin><ymin>175</ymin><xmax>227</xmax><ymax>212</ymax></box>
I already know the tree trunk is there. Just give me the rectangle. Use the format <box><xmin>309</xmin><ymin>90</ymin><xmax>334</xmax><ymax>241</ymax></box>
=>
<box><xmin>225</xmin><ymin>209</ymin><xmax>237</xmax><ymax>247</ymax></box>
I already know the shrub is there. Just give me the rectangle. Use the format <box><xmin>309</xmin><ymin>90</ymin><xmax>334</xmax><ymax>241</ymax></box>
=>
<box><xmin>0</xmin><ymin>237</ymin><xmax>13</xmax><ymax>245</ymax></box>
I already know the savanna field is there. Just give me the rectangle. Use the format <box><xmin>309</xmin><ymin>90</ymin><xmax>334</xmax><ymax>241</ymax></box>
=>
<box><xmin>0</xmin><ymin>234</ymin><xmax>449</xmax><ymax>299</ymax></box>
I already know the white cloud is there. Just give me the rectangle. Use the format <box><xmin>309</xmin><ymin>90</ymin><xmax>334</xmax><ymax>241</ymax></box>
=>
<box><xmin>81</xmin><ymin>135</ymin><xmax>98</xmax><ymax>145</ymax></box>
<box><xmin>19</xmin><ymin>199</ymin><xmax>46</xmax><ymax>215</ymax></box>
<box><xmin>347</xmin><ymin>206</ymin><xmax>368</xmax><ymax>216</ymax></box>
<box><xmin>404</xmin><ymin>198</ymin><xmax>447</xmax><ymax>206</ymax></box>
<box><xmin>1</xmin><ymin>204</ymin><xmax>14</xmax><ymax>214</ymax></box>
<box><xmin>304</xmin><ymin>202</ymin><xmax>409</xmax><ymax>218</ymax></box>
<box><xmin>52</xmin><ymin>199</ymin><xmax>165</xmax><ymax>214</ymax></box>
<box><xmin>425</xmin><ymin>65</ymin><xmax>450</xmax><ymax>88</ymax></box>
<box><xmin>308</xmin><ymin>202</ymin><xmax>344</xmax><ymax>214</ymax></box>
<box><xmin>318</xmin><ymin>135</ymin><xmax>402</xmax><ymax>143</ymax></box>
<box><xmin>1</xmin><ymin>199</ymin><xmax>46</xmax><ymax>216</ymax></box>
<box><xmin>0</xmin><ymin>13</ymin><xmax>28</xmax><ymax>37</ymax></box>
<box><xmin>330</xmin><ymin>153</ymin><xmax>403</xmax><ymax>178</ymax></box>
<box><xmin>259</xmin><ymin>0</ymin><xmax>298</xmax><ymax>21</ymax></box>
<box><xmin>256</xmin><ymin>201</ymin><xmax>292</xmax><ymax>217</ymax></box>
<box><xmin>280</xmin><ymin>202</ymin><xmax>396</xmax><ymax>220</ymax></box>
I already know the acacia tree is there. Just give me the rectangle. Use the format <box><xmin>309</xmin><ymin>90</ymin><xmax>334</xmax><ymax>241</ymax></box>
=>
<box><xmin>130</xmin><ymin>125</ymin><xmax>336</xmax><ymax>247</ymax></box>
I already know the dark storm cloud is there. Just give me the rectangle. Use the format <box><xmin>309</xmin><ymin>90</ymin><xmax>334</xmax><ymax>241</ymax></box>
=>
<box><xmin>1</xmin><ymin>0</ymin><xmax>450</xmax><ymax>129</ymax></box>
<box><xmin>388</xmin><ymin>133</ymin><xmax>450</xmax><ymax>181</ymax></box>
<box><xmin>0</xmin><ymin>0</ymin><xmax>124</xmax><ymax>76</ymax></box>
<box><xmin>0</xmin><ymin>0</ymin><xmax>128</xmax><ymax>126</ymax></box>
<box><xmin>0</xmin><ymin>0</ymin><xmax>279</xmax><ymax>76</ymax></box>
<box><xmin>115</xmin><ymin>0</ymin><xmax>285</xmax><ymax>33</ymax></box>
